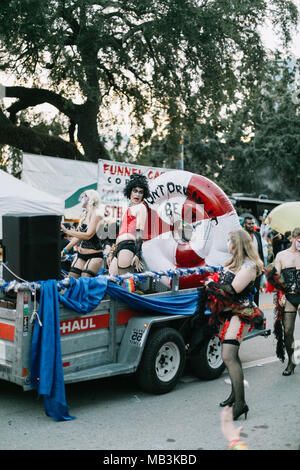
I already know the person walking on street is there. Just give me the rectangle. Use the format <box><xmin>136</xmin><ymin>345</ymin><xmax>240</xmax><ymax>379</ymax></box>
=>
<box><xmin>205</xmin><ymin>230</ymin><xmax>263</xmax><ymax>420</ymax></box>
<box><xmin>266</xmin><ymin>226</ymin><xmax>300</xmax><ymax>376</ymax></box>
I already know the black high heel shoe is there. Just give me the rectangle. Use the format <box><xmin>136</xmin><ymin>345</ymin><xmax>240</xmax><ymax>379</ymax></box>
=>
<box><xmin>219</xmin><ymin>396</ymin><xmax>235</xmax><ymax>407</ymax></box>
<box><xmin>282</xmin><ymin>363</ymin><xmax>296</xmax><ymax>376</ymax></box>
<box><xmin>233</xmin><ymin>403</ymin><xmax>249</xmax><ymax>421</ymax></box>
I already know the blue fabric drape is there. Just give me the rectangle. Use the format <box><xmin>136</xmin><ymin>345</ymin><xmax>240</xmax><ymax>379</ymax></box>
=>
<box><xmin>106</xmin><ymin>281</ymin><xmax>199</xmax><ymax>316</ymax></box>
<box><xmin>30</xmin><ymin>279</ymin><xmax>75</xmax><ymax>422</ymax></box>
<box><xmin>58</xmin><ymin>276</ymin><xmax>108</xmax><ymax>314</ymax></box>
<box><xmin>58</xmin><ymin>276</ymin><xmax>200</xmax><ymax>316</ymax></box>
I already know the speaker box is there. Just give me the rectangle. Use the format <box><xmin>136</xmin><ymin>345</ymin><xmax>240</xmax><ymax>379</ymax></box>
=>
<box><xmin>2</xmin><ymin>213</ymin><xmax>61</xmax><ymax>282</ymax></box>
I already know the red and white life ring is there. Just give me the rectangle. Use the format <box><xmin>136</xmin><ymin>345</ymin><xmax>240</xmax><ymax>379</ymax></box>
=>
<box><xmin>142</xmin><ymin>170</ymin><xmax>241</xmax><ymax>288</ymax></box>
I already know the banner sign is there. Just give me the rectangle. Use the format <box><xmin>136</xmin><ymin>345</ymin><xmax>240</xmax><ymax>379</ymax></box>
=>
<box><xmin>97</xmin><ymin>159</ymin><xmax>171</xmax><ymax>221</ymax></box>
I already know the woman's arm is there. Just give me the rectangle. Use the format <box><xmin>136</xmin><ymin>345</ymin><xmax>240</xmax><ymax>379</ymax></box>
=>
<box><xmin>61</xmin><ymin>214</ymin><xmax>102</xmax><ymax>241</ymax></box>
<box><xmin>61</xmin><ymin>236</ymin><xmax>80</xmax><ymax>256</ymax></box>
<box><xmin>274</xmin><ymin>252</ymin><xmax>283</xmax><ymax>275</ymax></box>
<box><xmin>135</xmin><ymin>203</ymin><xmax>147</xmax><ymax>231</ymax></box>
<box><xmin>64</xmin><ymin>237</ymin><xmax>80</xmax><ymax>251</ymax></box>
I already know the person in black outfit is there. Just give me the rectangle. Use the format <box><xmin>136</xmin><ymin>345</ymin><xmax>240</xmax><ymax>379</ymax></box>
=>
<box><xmin>60</xmin><ymin>190</ymin><xmax>104</xmax><ymax>278</ymax></box>
<box><xmin>268</xmin><ymin>227</ymin><xmax>300</xmax><ymax>376</ymax></box>
<box><xmin>205</xmin><ymin>229</ymin><xmax>264</xmax><ymax>420</ymax></box>
<box><xmin>271</xmin><ymin>231</ymin><xmax>286</xmax><ymax>257</ymax></box>
<box><xmin>283</xmin><ymin>231</ymin><xmax>292</xmax><ymax>250</ymax></box>
<box><xmin>243</xmin><ymin>216</ymin><xmax>264</xmax><ymax>305</ymax></box>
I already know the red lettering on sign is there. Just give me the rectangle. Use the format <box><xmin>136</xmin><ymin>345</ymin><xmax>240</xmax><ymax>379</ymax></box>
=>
<box><xmin>60</xmin><ymin>310</ymin><xmax>138</xmax><ymax>336</ymax></box>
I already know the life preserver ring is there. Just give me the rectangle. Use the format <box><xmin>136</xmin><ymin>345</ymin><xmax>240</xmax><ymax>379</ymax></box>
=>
<box><xmin>142</xmin><ymin>170</ymin><xmax>241</xmax><ymax>288</ymax></box>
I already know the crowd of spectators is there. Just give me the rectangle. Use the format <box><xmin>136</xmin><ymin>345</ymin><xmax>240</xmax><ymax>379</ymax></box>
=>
<box><xmin>240</xmin><ymin>213</ymin><xmax>291</xmax><ymax>266</ymax></box>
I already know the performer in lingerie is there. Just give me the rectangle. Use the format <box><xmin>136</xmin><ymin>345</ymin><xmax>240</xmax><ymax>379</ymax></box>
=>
<box><xmin>266</xmin><ymin>226</ymin><xmax>300</xmax><ymax>376</ymax></box>
<box><xmin>60</xmin><ymin>189</ymin><xmax>104</xmax><ymax>278</ymax></box>
<box><xmin>108</xmin><ymin>174</ymin><xmax>150</xmax><ymax>276</ymax></box>
<box><xmin>205</xmin><ymin>229</ymin><xmax>264</xmax><ymax>420</ymax></box>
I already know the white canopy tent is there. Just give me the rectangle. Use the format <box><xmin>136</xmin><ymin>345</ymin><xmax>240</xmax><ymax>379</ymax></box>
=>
<box><xmin>22</xmin><ymin>153</ymin><xmax>98</xmax><ymax>220</ymax></box>
<box><xmin>0</xmin><ymin>169</ymin><xmax>64</xmax><ymax>239</ymax></box>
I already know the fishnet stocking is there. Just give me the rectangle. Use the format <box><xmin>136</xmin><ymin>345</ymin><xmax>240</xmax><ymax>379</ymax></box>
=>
<box><xmin>283</xmin><ymin>311</ymin><xmax>297</xmax><ymax>369</ymax></box>
<box><xmin>222</xmin><ymin>342</ymin><xmax>246</xmax><ymax>413</ymax></box>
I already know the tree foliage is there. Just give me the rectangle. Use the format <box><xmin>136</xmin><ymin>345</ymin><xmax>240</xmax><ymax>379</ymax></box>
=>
<box><xmin>141</xmin><ymin>54</ymin><xmax>300</xmax><ymax>200</ymax></box>
<box><xmin>219</xmin><ymin>54</ymin><xmax>300</xmax><ymax>200</ymax></box>
<box><xmin>0</xmin><ymin>0</ymin><xmax>298</xmax><ymax>163</ymax></box>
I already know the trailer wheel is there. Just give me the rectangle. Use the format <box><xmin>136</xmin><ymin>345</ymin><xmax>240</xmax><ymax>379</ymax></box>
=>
<box><xmin>191</xmin><ymin>336</ymin><xmax>225</xmax><ymax>380</ymax></box>
<box><xmin>136</xmin><ymin>327</ymin><xmax>186</xmax><ymax>394</ymax></box>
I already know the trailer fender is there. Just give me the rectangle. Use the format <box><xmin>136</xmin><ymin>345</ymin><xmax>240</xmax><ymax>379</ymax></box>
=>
<box><xmin>117</xmin><ymin>314</ymin><xmax>186</xmax><ymax>369</ymax></box>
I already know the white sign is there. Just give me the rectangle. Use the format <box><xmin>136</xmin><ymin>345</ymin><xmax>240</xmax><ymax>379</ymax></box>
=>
<box><xmin>97</xmin><ymin>159</ymin><xmax>171</xmax><ymax>221</ymax></box>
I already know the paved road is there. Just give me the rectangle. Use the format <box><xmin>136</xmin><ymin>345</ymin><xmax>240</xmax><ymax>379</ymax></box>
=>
<box><xmin>0</xmin><ymin>293</ymin><xmax>299</xmax><ymax>451</ymax></box>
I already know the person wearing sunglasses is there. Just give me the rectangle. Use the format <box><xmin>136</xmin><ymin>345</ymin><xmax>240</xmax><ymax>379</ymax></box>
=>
<box><xmin>108</xmin><ymin>174</ymin><xmax>150</xmax><ymax>275</ymax></box>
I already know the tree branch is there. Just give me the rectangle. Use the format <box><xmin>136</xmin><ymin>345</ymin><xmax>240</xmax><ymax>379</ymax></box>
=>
<box><xmin>4</xmin><ymin>86</ymin><xmax>82</xmax><ymax>121</ymax></box>
<box><xmin>0</xmin><ymin>108</ymin><xmax>85</xmax><ymax>160</ymax></box>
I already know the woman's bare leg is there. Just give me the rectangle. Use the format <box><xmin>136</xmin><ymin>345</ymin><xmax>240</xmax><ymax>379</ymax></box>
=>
<box><xmin>81</xmin><ymin>257</ymin><xmax>103</xmax><ymax>277</ymax></box>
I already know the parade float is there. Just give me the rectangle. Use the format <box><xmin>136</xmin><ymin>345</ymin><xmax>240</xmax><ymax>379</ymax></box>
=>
<box><xmin>0</xmin><ymin>170</ymin><xmax>270</xmax><ymax>421</ymax></box>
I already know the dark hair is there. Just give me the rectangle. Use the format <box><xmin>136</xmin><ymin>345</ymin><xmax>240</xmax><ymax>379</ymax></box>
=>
<box><xmin>123</xmin><ymin>174</ymin><xmax>150</xmax><ymax>199</ymax></box>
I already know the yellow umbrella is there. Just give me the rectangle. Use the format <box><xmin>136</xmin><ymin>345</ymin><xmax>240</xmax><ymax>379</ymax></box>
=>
<box><xmin>265</xmin><ymin>201</ymin><xmax>300</xmax><ymax>235</ymax></box>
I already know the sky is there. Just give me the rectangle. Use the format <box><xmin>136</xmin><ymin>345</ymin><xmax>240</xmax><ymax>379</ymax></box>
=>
<box><xmin>260</xmin><ymin>0</ymin><xmax>300</xmax><ymax>58</ymax></box>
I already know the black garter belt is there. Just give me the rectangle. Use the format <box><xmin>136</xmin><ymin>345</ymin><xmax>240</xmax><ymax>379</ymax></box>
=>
<box><xmin>286</xmin><ymin>293</ymin><xmax>300</xmax><ymax>309</ymax></box>
<box><xmin>222</xmin><ymin>339</ymin><xmax>240</xmax><ymax>346</ymax></box>
<box><xmin>77</xmin><ymin>252</ymin><xmax>103</xmax><ymax>261</ymax></box>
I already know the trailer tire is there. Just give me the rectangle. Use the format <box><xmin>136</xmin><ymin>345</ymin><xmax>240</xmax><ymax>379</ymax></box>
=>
<box><xmin>191</xmin><ymin>336</ymin><xmax>225</xmax><ymax>380</ymax></box>
<box><xmin>136</xmin><ymin>327</ymin><xmax>186</xmax><ymax>394</ymax></box>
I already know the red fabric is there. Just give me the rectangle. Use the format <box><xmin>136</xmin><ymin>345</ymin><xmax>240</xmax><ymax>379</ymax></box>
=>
<box><xmin>237</xmin><ymin>321</ymin><xmax>245</xmax><ymax>339</ymax></box>
<box><xmin>220</xmin><ymin>320</ymin><xmax>230</xmax><ymax>341</ymax></box>
<box><xmin>206</xmin><ymin>272</ymin><xmax>262</xmax><ymax>325</ymax></box>
<box><xmin>265</xmin><ymin>282</ymin><xmax>275</xmax><ymax>293</ymax></box>
<box><xmin>118</xmin><ymin>208</ymin><xmax>137</xmax><ymax>236</ymax></box>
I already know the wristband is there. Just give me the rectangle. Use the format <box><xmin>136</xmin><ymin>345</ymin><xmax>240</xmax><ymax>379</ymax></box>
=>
<box><xmin>63</xmin><ymin>248</ymin><xmax>69</xmax><ymax>254</ymax></box>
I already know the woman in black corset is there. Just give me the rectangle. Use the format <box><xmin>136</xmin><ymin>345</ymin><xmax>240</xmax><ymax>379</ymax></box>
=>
<box><xmin>60</xmin><ymin>190</ymin><xmax>104</xmax><ymax>278</ymax></box>
<box><xmin>205</xmin><ymin>230</ymin><xmax>263</xmax><ymax>420</ymax></box>
<box><xmin>271</xmin><ymin>226</ymin><xmax>300</xmax><ymax>376</ymax></box>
